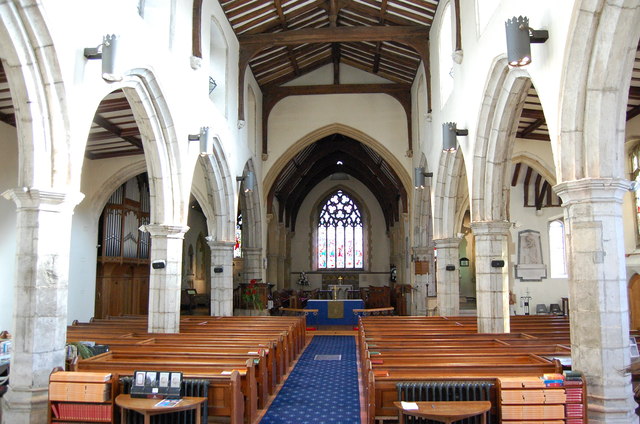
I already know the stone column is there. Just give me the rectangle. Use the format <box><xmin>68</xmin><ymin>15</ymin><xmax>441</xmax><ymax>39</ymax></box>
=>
<box><xmin>434</xmin><ymin>238</ymin><xmax>461</xmax><ymax>316</ymax></box>
<box><xmin>266</xmin><ymin>254</ymin><xmax>279</xmax><ymax>286</ymax></box>
<box><xmin>412</xmin><ymin>246</ymin><xmax>433</xmax><ymax>316</ymax></box>
<box><xmin>555</xmin><ymin>178</ymin><xmax>636</xmax><ymax>423</ymax></box>
<box><xmin>243</xmin><ymin>247</ymin><xmax>262</xmax><ymax>282</ymax></box>
<box><xmin>207</xmin><ymin>240</ymin><xmax>234</xmax><ymax>316</ymax></box>
<box><xmin>144</xmin><ymin>224</ymin><xmax>189</xmax><ymax>333</ymax></box>
<box><xmin>471</xmin><ymin>221</ymin><xmax>511</xmax><ymax>333</ymax></box>
<box><xmin>1</xmin><ymin>188</ymin><xmax>83</xmax><ymax>424</ymax></box>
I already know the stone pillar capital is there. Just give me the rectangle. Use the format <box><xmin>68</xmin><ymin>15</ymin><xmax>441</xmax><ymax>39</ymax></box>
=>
<box><xmin>205</xmin><ymin>238</ymin><xmax>235</xmax><ymax>250</ymax></box>
<box><xmin>433</xmin><ymin>237</ymin><xmax>462</xmax><ymax>249</ymax></box>
<box><xmin>554</xmin><ymin>178</ymin><xmax>630</xmax><ymax>205</ymax></box>
<box><xmin>471</xmin><ymin>220</ymin><xmax>511</xmax><ymax>236</ymax></box>
<box><xmin>2</xmin><ymin>187</ymin><xmax>84</xmax><ymax>212</ymax></box>
<box><xmin>143</xmin><ymin>224</ymin><xmax>189</xmax><ymax>239</ymax></box>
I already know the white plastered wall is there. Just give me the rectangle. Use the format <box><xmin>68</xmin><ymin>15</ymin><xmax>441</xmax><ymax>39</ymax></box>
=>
<box><xmin>263</xmin><ymin>64</ymin><xmax>410</xmax><ymax>181</ymax></box>
<box><xmin>34</xmin><ymin>0</ymin><xmax>255</xmax><ymax>324</ymax></box>
<box><xmin>419</xmin><ymin>0</ymin><xmax>574</xmax><ymax>214</ymax></box>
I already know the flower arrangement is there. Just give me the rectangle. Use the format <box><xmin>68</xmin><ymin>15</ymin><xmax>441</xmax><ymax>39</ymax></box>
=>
<box><xmin>242</xmin><ymin>279</ymin><xmax>264</xmax><ymax>310</ymax></box>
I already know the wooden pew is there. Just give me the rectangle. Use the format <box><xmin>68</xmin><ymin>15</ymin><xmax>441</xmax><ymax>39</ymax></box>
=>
<box><xmin>77</xmin><ymin>351</ymin><xmax>259</xmax><ymax>424</ymax></box>
<box><xmin>358</xmin><ymin>315</ymin><xmax>570</xmax><ymax>423</ymax></box>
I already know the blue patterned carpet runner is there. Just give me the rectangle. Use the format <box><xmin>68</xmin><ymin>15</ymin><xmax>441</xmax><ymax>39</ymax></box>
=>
<box><xmin>260</xmin><ymin>336</ymin><xmax>360</xmax><ymax>424</ymax></box>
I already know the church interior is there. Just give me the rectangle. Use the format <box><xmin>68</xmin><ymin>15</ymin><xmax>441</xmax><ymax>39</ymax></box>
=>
<box><xmin>0</xmin><ymin>0</ymin><xmax>640</xmax><ymax>423</ymax></box>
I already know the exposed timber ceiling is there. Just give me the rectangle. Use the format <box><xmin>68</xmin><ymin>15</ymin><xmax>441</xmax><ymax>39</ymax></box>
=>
<box><xmin>0</xmin><ymin>9</ymin><xmax>637</xmax><ymax>169</ymax></box>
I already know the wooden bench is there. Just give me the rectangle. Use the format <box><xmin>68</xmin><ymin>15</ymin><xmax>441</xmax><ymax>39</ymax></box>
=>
<box><xmin>358</xmin><ymin>316</ymin><xmax>571</xmax><ymax>423</ymax></box>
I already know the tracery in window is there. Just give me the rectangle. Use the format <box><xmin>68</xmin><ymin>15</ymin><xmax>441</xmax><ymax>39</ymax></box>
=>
<box><xmin>317</xmin><ymin>190</ymin><xmax>363</xmax><ymax>269</ymax></box>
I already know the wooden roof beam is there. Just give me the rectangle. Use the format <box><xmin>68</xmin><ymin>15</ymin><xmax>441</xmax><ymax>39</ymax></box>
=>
<box><xmin>93</xmin><ymin>114</ymin><xmax>143</xmax><ymax>149</ymax></box>
<box><xmin>238</xmin><ymin>25</ymin><xmax>429</xmax><ymax>120</ymax></box>
<box><xmin>519</xmin><ymin>117</ymin><xmax>546</xmax><ymax>139</ymax></box>
<box><xmin>0</xmin><ymin>110</ymin><xmax>16</xmax><ymax>127</ymax></box>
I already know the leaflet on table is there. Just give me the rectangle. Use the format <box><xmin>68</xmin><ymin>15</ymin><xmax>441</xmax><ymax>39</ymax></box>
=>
<box><xmin>155</xmin><ymin>398</ymin><xmax>182</xmax><ymax>407</ymax></box>
<box><xmin>400</xmin><ymin>401</ymin><xmax>419</xmax><ymax>410</ymax></box>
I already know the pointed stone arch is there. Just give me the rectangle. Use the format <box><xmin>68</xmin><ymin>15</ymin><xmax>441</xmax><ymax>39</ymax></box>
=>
<box><xmin>264</xmin><ymin>123</ymin><xmax>412</xmax><ymax>198</ymax></box>
<box><xmin>472</xmin><ymin>56</ymin><xmax>531</xmax><ymax>222</ymax></box>
<box><xmin>0</xmin><ymin>2</ymin><xmax>70</xmax><ymax>189</ymax></box>
<box><xmin>195</xmin><ymin>135</ymin><xmax>235</xmax><ymax>243</ymax></box>
<box><xmin>554</xmin><ymin>2</ymin><xmax>640</xmax><ymax>421</ymax></box>
<box><xmin>239</xmin><ymin>159</ymin><xmax>263</xmax><ymax>282</ymax></box>
<box><xmin>433</xmin><ymin>148</ymin><xmax>469</xmax><ymax>239</ymax></box>
<box><xmin>119</xmin><ymin>69</ymin><xmax>183</xmax><ymax>225</ymax></box>
<box><xmin>558</xmin><ymin>1</ymin><xmax>640</xmax><ymax>181</ymax></box>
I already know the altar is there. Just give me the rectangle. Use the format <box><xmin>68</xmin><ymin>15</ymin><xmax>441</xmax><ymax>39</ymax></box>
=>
<box><xmin>305</xmin><ymin>299</ymin><xmax>365</xmax><ymax>326</ymax></box>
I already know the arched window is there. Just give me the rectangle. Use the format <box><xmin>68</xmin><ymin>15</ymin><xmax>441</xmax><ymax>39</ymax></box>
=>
<box><xmin>209</xmin><ymin>18</ymin><xmax>228</xmax><ymax>114</ymax></box>
<box><xmin>438</xmin><ymin>2</ymin><xmax>453</xmax><ymax>105</ymax></box>
<box><xmin>317</xmin><ymin>190</ymin><xmax>363</xmax><ymax>269</ymax></box>
<box><xmin>548</xmin><ymin>219</ymin><xmax>567</xmax><ymax>278</ymax></box>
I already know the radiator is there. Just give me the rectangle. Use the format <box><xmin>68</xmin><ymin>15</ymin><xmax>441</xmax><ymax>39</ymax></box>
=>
<box><xmin>120</xmin><ymin>376</ymin><xmax>209</xmax><ymax>424</ymax></box>
<box><xmin>396</xmin><ymin>381</ymin><xmax>495</xmax><ymax>424</ymax></box>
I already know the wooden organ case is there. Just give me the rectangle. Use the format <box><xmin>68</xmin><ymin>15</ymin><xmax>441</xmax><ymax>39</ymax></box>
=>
<box><xmin>95</xmin><ymin>174</ymin><xmax>151</xmax><ymax>318</ymax></box>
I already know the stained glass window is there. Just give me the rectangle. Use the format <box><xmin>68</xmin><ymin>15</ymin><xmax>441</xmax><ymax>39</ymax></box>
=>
<box><xmin>318</xmin><ymin>190</ymin><xmax>363</xmax><ymax>269</ymax></box>
<box><xmin>234</xmin><ymin>212</ymin><xmax>242</xmax><ymax>258</ymax></box>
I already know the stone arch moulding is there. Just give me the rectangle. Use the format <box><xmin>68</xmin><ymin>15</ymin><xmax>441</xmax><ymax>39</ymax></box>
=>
<box><xmin>88</xmin><ymin>160</ymin><xmax>148</xmax><ymax>222</ymax></box>
<box><xmin>0</xmin><ymin>2</ymin><xmax>70</xmax><ymax>190</ymax></box>
<box><xmin>263</xmin><ymin>123</ymin><xmax>413</xmax><ymax>201</ymax></box>
<box><xmin>557</xmin><ymin>1</ymin><xmax>640</xmax><ymax>182</ymax></box>
<box><xmin>239</xmin><ymin>159</ymin><xmax>262</xmax><ymax>250</ymax></box>
<box><xmin>413</xmin><ymin>153</ymin><xmax>433</xmax><ymax>248</ymax></box>
<box><xmin>433</xmin><ymin>148</ymin><xmax>468</xmax><ymax>239</ymax></box>
<box><xmin>472</xmin><ymin>55</ymin><xmax>531</xmax><ymax>223</ymax></box>
<box><xmin>116</xmin><ymin>68</ymin><xmax>182</xmax><ymax>226</ymax></box>
<box><xmin>510</xmin><ymin>153</ymin><xmax>557</xmax><ymax>187</ymax></box>
<box><xmin>197</xmin><ymin>136</ymin><xmax>235</xmax><ymax>243</ymax></box>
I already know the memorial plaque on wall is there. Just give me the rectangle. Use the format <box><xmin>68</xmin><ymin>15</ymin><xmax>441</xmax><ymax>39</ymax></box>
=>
<box><xmin>415</xmin><ymin>260</ymin><xmax>429</xmax><ymax>275</ymax></box>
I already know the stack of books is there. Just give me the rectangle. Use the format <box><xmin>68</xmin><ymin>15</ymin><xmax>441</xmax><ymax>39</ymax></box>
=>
<box><xmin>563</xmin><ymin>370</ymin><xmax>584</xmax><ymax>422</ymax></box>
<box><xmin>541</xmin><ymin>373</ymin><xmax>565</xmax><ymax>387</ymax></box>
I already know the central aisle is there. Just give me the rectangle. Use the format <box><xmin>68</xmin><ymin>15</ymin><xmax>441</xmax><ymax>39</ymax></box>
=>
<box><xmin>260</xmin><ymin>335</ymin><xmax>361</xmax><ymax>424</ymax></box>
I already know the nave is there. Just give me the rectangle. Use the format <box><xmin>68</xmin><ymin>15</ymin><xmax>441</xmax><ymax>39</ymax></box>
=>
<box><xmin>259</xmin><ymin>335</ymin><xmax>360</xmax><ymax>424</ymax></box>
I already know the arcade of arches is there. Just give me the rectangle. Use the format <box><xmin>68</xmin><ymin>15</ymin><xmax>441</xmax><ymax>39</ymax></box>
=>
<box><xmin>0</xmin><ymin>1</ymin><xmax>639</xmax><ymax>423</ymax></box>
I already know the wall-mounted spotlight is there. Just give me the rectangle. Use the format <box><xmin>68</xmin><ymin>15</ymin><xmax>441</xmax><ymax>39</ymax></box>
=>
<box><xmin>188</xmin><ymin>127</ymin><xmax>212</xmax><ymax>156</ymax></box>
<box><xmin>414</xmin><ymin>167</ymin><xmax>433</xmax><ymax>189</ymax></box>
<box><xmin>505</xmin><ymin>16</ymin><xmax>549</xmax><ymax>67</ymax></box>
<box><xmin>442</xmin><ymin>122</ymin><xmax>468</xmax><ymax>152</ymax></box>
<box><xmin>83</xmin><ymin>34</ymin><xmax>122</xmax><ymax>82</ymax></box>
<box><xmin>236</xmin><ymin>171</ymin><xmax>255</xmax><ymax>193</ymax></box>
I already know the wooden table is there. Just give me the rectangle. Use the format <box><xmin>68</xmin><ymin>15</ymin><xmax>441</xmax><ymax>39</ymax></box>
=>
<box><xmin>116</xmin><ymin>394</ymin><xmax>207</xmax><ymax>424</ymax></box>
<box><xmin>394</xmin><ymin>401</ymin><xmax>491</xmax><ymax>424</ymax></box>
